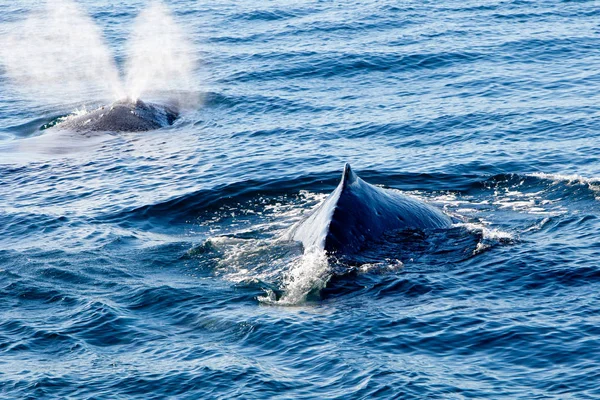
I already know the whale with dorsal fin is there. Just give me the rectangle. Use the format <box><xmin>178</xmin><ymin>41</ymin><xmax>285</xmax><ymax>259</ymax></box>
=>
<box><xmin>53</xmin><ymin>99</ymin><xmax>178</xmax><ymax>132</ymax></box>
<box><xmin>285</xmin><ymin>163</ymin><xmax>452</xmax><ymax>254</ymax></box>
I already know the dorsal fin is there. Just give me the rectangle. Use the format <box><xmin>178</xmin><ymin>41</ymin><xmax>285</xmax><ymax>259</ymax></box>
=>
<box><xmin>341</xmin><ymin>163</ymin><xmax>358</xmax><ymax>188</ymax></box>
<box><xmin>287</xmin><ymin>162</ymin><xmax>453</xmax><ymax>254</ymax></box>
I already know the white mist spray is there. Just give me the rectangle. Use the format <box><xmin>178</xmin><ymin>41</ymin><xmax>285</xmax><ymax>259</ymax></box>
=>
<box><xmin>0</xmin><ymin>0</ymin><xmax>124</xmax><ymax>106</ymax></box>
<box><xmin>125</xmin><ymin>1</ymin><xmax>197</xmax><ymax>108</ymax></box>
<box><xmin>0</xmin><ymin>0</ymin><xmax>198</xmax><ymax>110</ymax></box>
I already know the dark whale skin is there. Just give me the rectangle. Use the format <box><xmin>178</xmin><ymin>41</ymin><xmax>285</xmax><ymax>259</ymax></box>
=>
<box><xmin>55</xmin><ymin>99</ymin><xmax>178</xmax><ymax>132</ymax></box>
<box><xmin>285</xmin><ymin>164</ymin><xmax>452</xmax><ymax>254</ymax></box>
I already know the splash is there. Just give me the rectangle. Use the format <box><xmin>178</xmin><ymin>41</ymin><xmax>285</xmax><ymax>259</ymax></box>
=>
<box><xmin>456</xmin><ymin>222</ymin><xmax>515</xmax><ymax>255</ymax></box>
<box><xmin>259</xmin><ymin>247</ymin><xmax>331</xmax><ymax>305</ymax></box>
<box><xmin>193</xmin><ymin>236</ymin><xmax>332</xmax><ymax>306</ymax></box>
<box><xmin>0</xmin><ymin>0</ymin><xmax>197</xmax><ymax>109</ymax></box>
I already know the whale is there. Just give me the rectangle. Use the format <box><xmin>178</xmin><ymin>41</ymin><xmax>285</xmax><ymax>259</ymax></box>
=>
<box><xmin>284</xmin><ymin>164</ymin><xmax>452</xmax><ymax>255</ymax></box>
<box><xmin>53</xmin><ymin>99</ymin><xmax>178</xmax><ymax>132</ymax></box>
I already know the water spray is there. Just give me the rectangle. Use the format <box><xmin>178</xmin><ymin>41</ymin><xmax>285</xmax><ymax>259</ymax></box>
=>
<box><xmin>0</xmin><ymin>0</ymin><xmax>197</xmax><ymax>111</ymax></box>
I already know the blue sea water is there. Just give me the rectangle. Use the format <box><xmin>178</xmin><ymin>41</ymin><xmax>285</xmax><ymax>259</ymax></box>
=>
<box><xmin>1</xmin><ymin>0</ymin><xmax>600</xmax><ymax>398</ymax></box>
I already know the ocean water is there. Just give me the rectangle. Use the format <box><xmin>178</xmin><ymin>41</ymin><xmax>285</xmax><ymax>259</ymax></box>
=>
<box><xmin>1</xmin><ymin>0</ymin><xmax>600</xmax><ymax>398</ymax></box>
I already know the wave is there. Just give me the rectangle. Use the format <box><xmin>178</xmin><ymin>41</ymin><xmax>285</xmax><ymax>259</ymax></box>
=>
<box><xmin>201</xmin><ymin>91</ymin><xmax>333</xmax><ymax>115</ymax></box>
<box><xmin>223</xmin><ymin>50</ymin><xmax>481</xmax><ymax>82</ymax></box>
<box><xmin>104</xmin><ymin>172</ymin><xmax>337</xmax><ymax>223</ymax></box>
<box><xmin>227</xmin><ymin>8</ymin><xmax>307</xmax><ymax>22</ymax></box>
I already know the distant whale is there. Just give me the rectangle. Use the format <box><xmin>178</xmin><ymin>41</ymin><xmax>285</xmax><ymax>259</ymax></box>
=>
<box><xmin>285</xmin><ymin>164</ymin><xmax>452</xmax><ymax>254</ymax></box>
<box><xmin>54</xmin><ymin>99</ymin><xmax>178</xmax><ymax>132</ymax></box>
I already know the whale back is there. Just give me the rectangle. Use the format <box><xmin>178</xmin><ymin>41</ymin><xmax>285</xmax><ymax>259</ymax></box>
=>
<box><xmin>56</xmin><ymin>99</ymin><xmax>178</xmax><ymax>132</ymax></box>
<box><xmin>286</xmin><ymin>164</ymin><xmax>452</xmax><ymax>254</ymax></box>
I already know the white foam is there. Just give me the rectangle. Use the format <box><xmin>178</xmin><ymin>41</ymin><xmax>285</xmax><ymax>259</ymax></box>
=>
<box><xmin>455</xmin><ymin>222</ymin><xmax>515</xmax><ymax>255</ymax></box>
<box><xmin>528</xmin><ymin>172</ymin><xmax>600</xmax><ymax>185</ymax></box>
<box><xmin>359</xmin><ymin>259</ymin><xmax>404</xmax><ymax>274</ymax></box>
<box><xmin>259</xmin><ymin>247</ymin><xmax>331</xmax><ymax>305</ymax></box>
<box><xmin>523</xmin><ymin>217</ymin><xmax>551</xmax><ymax>233</ymax></box>
<box><xmin>457</xmin><ymin>222</ymin><xmax>513</xmax><ymax>240</ymax></box>
<box><xmin>528</xmin><ymin>172</ymin><xmax>600</xmax><ymax>200</ymax></box>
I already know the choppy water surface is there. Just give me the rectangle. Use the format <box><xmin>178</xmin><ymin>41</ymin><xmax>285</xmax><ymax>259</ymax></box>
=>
<box><xmin>2</xmin><ymin>0</ymin><xmax>600</xmax><ymax>398</ymax></box>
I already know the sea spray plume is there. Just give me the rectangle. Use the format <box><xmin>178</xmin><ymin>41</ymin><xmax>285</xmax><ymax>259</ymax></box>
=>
<box><xmin>125</xmin><ymin>1</ymin><xmax>198</xmax><ymax>108</ymax></box>
<box><xmin>0</xmin><ymin>0</ymin><xmax>124</xmax><ymax>106</ymax></box>
<box><xmin>0</xmin><ymin>1</ymin><xmax>198</xmax><ymax>112</ymax></box>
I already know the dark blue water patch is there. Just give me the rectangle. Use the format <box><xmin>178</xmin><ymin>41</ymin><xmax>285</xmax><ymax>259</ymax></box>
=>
<box><xmin>119</xmin><ymin>285</ymin><xmax>202</xmax><ymax>314</ymax></box>
<box><xmin>206</xmin><ymin>32</ymin><xmax>269</xmax><ymax>44</ymax></box>
<box><xmin>223</xmin><ymin>51</ymin><xmax>482</xmax><ymax>83</ymax></box>
<box><xmin>0</xmin><ymin>213</ymin><xmax>69</xmax><ymax>240</ymax></box>
<box><xmin>523</xmin><ymin>261</ymin><xmax>600</xmax><ymax>290</ymax></box>
<box><xmin>338</xmin><ymin>112</ymin><xmax>509</xmax><ymax>141</ymax></box>
<box><xmin>494</xmin><ymin>36</ymin><xmax>600</xmax><ymax>62</ymax></box>
<box><xmin>489</xmin><ymin>4</ymin><xmax>600</xmax><ymax>20</ymax></box>
<box><xmin>325</xmin><ymin>273</ymin><xmax>447</xmax><ymax>301</ymax></box>
<box><xmin>202</xmin><ymin>91</ymin><xmax>334</xmax><ymax>115</ymax></box>
<box><xmin>0</xmin><ymin>99</ymin><xmax>65</xmax><ymax>137</ymax></box>
<box><xmin>290</xmin><ymin>17</ymin><xmax>416</xmax><ymax>36</ymax></box>
<box><xmin>0</xmin><ymin>320</ymin><xmax>80</xmax><ymax>357</ymax></box>
<box><xmin>455</xmin><ymin>244</ymin><xmax>600</xmax><ymax>297</ymax></box>
<box><xmin>0</xmin><ymin>278</ymin><xmax>76</xmax><ymax>305</ymax></box>
<box><xmin>370</xmin><ymin>172</ymin><xmax>483</xmax><ymax>193</ymax></box>
<box><xmin>227</xmin><ymin>8</ymin><xmax>306</xmax><ymax>22</ymax></box>
<box><xmin>201</xmin><ymin>91</ymin><xmax>248</xmax><ymax>109</ymax></box>
<box><xmin>60</xmin><ymin>301</ymin><xmax>145</xmax><ymax>347</ymax></box>
<box><xmin>231</xmin><ymin>127</ymin><xmax>306</xmax><ymax>139</ymax></box>
<box><xmin>38</xmin><ymin>265</ymin><xmax>96</xmax><ymax>286</ymax></box>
